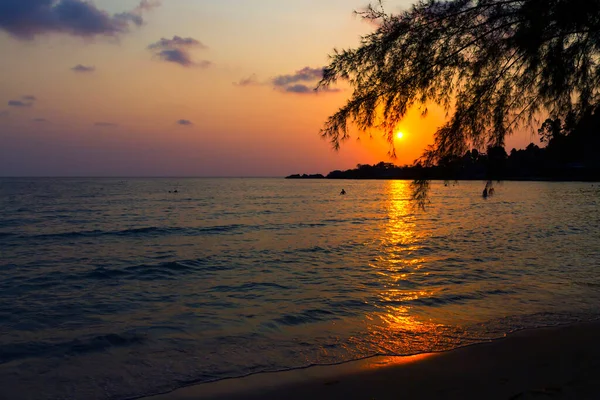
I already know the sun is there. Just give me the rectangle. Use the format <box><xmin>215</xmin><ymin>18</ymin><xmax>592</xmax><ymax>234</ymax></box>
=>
<box><xmin>396</xmin><ymin>131</ymin><xmax>404</xmax><ymax>140</ymax></box>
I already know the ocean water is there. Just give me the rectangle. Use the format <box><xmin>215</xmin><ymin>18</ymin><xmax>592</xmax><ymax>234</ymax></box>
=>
<box><xmin>0</xmin><ymin>178</ymin><xmax>599</xmax><ymax>400</ymax></box>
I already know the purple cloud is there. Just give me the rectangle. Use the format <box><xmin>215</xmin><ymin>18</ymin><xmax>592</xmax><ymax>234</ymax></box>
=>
<box><xmin>71</xmin><ymin>64</ymin><xmax>95</xmax><ymax>73</ymax></box>
<box><xmin>273</xmin><ymin>67</ymin><xmax>324</xmax><ymax>87</ymax></box>
<box><xmin>114</xmin><ymin>12</ymin><xmax>143</xmax><ymax>27</ymax></box>
<box><xmin>8</xmin><ymin>101</ymin><xmax>30</xmax><ymax>107</ymax></box>
<box><xmin>271</xmin><ymin>66</ymin><xmax>340</xmax><ymax>94</ymax></box>
<box><xmin>0</xmin><ymin>0</ymin><xmax>157</xmax><ymax>40</ymax></box>
<box><xmin>234</xmin><ymin>74</ymin><xmax>260</xmax><ymax>87</ymax></box>
<box><xmin>156</xmin><ymin>49</ymin><xmax>194</xmax><ymax>67</ymax></box>
<box><xmin>8</xmin><ymin>95</ymin><xmax>36</xmax><ymax>107</ymax></box>
<box><xmin>148</xmin><ymin>36</ymin><xmax>206</xmax><ymax>50</ymax></box>
<box><xmin>285</xmin><ymin>84</ymin><xmax>313</xmax><ymax>94</ymax></box>
<box><xmin>148</xmin><ymin>35</ymin><xmax>210</xmax><ymax>67</ymax></box>
<box><xmin>136</xmin><ymin>0</ymin><xmax>161</xmax><ymax>12</ymax></box>
<box><xmin>32</xmin><ymin>118</ymin><xmax>48</xmax><ymax>122</ymax></box>
<box><xmin>177</xmin><ymin>119</ymin><xmax>193</xmax><ymax>126</ymax></box>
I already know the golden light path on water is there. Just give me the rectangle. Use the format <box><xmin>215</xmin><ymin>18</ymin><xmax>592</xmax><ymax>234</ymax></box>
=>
<box><xmin>2</xmin><ymin>179</ymin><xmax>600</xmax><ymax>400</ymax></box>
<box><xmin>364</xmin><ymin>180</ymin><xmax>452</xmax><ymax>356</ymax></box>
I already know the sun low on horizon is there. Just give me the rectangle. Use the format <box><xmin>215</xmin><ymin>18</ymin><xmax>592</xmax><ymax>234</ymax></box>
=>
<box><xmin>0</xmin><ymin>0</ymin><xmax>448</xmax><ymax>177</ymax></box>
<box><xmin>0</xmin><ymin>0</ymin><xmax>533</xmax><ymax>177</ymax></box>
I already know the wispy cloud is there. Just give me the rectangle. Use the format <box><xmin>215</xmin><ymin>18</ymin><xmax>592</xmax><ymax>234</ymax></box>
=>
<box><xmin>273</xmin><ymin>67</ymin><xmax>323</xmax><ymax>87</ymax></box>
<box><xmin>136</xmin><ymin>0</ymin><xmax>161</xmax><ymax>12</ymax></box>
<box><xmin>148</xmin><ymin>36</ymin><xmax>211</xmax><ymax>68</ymax></box>
<box><xmin>8</xmin><ymin>101</ymin><xmax>31</xmax><ymax>107</ymax></box>
<box><xmin>71</xmin><ymin>64</ymin><xmax>95</xmax><ymax>73</ymax></box>
<box><xmin>0</xmin><ymin>0</ymin><xmax>158</xmax><ymax>40</ymax></box>
<box><xmin>156</xmin><ymin>49</ymin><xmax>194</xmax><ymax>67</ymax></box>
<box><xmin>32</xmin><ymin>118</ymin><xmax>48</xmax><ymax>122</ymax></box>
<box><xmin>148</xmin><ymin>36</ymin><xmax>207</xmax><ymax>50</ymax></box>
<box><xmin>284</xmin><ymin>84</ymin><xmax>313</xmax><ymax>94</ymax></box>
<box><xmin>234</xmin><ymin>74</ymin><xmax>260</xmax><ymax>87</ymax></box>
<box><xmin>177</xmin><ymin>119</ymin><xmax>193</xmax><ymax>126</ymax></box>
<box><xmin>94</xmin><ymin>122</ymin><xmax>118</xmax><ymax>127</ymax></box>
<box><xmin>271</xmin><ymin>66</ymin><xmax>341</xmax><ymax>94</ymax></box>
<box><xmin>8</xmin><ymin>95</ymin><xmax>37</xmax><ymax>107</ymax></box>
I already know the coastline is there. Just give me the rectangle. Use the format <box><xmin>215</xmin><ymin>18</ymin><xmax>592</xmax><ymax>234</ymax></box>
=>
<box><xmin>142</xmin><ymin>321</ymin><xmax>600</xmax><ymax>400</ymax></box>
<box><xmin>286</xmin><ymin>176</ymin><xmax>600</xmax><ymax>182</ymax></box>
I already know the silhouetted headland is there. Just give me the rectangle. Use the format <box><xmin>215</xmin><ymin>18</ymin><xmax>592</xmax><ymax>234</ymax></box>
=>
<box><xmin>285</xmin><ymin>173</ymin><xmax>325</xmax><ymax>179</ymax></box>
<box><xmin>287</xmin><ymin>140</ymin><xmax>600</xmax><ymax>181</ymax></box>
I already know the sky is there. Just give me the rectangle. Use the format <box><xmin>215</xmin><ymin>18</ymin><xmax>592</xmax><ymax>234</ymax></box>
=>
<box><xmin>0</xmin><ymin>0</ymin><xmax>540</xmax><ymax>177</ymax></box>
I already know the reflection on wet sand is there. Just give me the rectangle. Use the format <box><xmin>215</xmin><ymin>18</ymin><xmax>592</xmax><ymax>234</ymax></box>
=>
<box><xmin>361</xmin><ymin>353</ymin><xmax>435</xmax><ymax>369</ymax></box>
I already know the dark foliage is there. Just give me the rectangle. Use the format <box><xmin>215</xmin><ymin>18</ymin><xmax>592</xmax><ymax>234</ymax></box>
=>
<box><xmin>319</xmin><ymin>0</ymin><xmax>600</xmax><ymax>164</ymax></box>
<box><xmin>291</xmin><ymin>114</ymin><xmax>600</xmax><ymax>208</ymax></box>
<box><xmin>285</xmin><ymin>173</ymin><xmax>326</xmax><ymax>179</ymax></box>
<box><xmin>313</xmin><ymin>113</ymin><xmax>600</xmax><ymax>182</ymax></box>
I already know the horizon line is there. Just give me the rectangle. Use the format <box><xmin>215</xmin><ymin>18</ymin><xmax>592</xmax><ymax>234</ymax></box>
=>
<box><xmin>0</xmin><ymin>176</ymin><xmax>289</xmax><ymax>179</ymax></box>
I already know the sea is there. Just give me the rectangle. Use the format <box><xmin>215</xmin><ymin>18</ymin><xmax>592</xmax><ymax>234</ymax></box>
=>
<box><xmin>1</xmin><ymin>178</ymin><xmax>599</xmax><ymax>400</ymax></box>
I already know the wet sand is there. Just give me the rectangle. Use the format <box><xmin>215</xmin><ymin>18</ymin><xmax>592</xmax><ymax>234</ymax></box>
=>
<box><xmin>144</xmin><ymin>321</ymin><xmax>600</xmax><ymax>400</ymax></box>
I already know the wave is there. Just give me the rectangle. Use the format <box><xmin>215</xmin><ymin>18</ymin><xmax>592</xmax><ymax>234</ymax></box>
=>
<box><xmin>210</xmin><ymin>282</ymin><xmax>292</xmax><ymax>293</ymax></box>
<box><xmin>15</xmin><ymin>224</ymin><xmax>247</xmax><ymax>241</ymax></box>
<box><xmin>274</xmin><ymin>309</ymin><xmax>336</xmax><ymax>326</ymax></box>
<box><xmin>84</xmin><ymin>260</ymin><xmax>219</xmax><ymax>282</ymax></box>
<box><xmin>3</xmin><ymin>216</ymin><xmax>387</xmax><ymax>244</ymax></box>
<box><xmin>0</xmin><ymin>260</ymin><xmax>224</xmax><ymax>292</ymax></box>
<box><xmin>402</xmin><ymin>288</ymin><xmax>517</xmax><ymax>308</ymax></box>
<box><xmin>0</xmin><ymin>332</ymin><xmax>146</xmax><ymax>364</ymax></box>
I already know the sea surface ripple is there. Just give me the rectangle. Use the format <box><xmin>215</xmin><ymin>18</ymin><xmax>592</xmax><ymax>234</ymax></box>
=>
<box><xmin>0</xmin><ymin>178</ymin><xmax>599</xmax><ymax>399</ymax></box>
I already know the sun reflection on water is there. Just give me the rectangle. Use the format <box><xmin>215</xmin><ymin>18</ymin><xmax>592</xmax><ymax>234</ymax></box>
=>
<box><xmin>366</xmin><ymin>181</ymin><xmax>449</xmax><ymax>354</ymax></box>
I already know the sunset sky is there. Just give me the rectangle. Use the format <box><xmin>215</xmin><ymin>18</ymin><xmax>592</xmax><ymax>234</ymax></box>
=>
<box><xmin>0</xmin><ymin>0</ymin><xmax>539</xmax><ymax>177</ymax></box>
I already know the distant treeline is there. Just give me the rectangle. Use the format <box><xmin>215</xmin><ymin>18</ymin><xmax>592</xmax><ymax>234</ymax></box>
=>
<box><xmin>287</xmin><ymin>114</ymin><xmax>600</xmax><ymax>181</ymax></box>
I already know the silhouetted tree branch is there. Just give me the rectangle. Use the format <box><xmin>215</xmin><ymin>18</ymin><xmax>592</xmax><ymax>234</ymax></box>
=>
<box><xmin>319</xmin><ymin>0</ymin><xmax>600</xmax><ymax>164</ymax></box>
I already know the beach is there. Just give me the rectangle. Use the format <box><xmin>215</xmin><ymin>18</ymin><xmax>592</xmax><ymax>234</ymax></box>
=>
<box><xmin>145</xmin><ymin>321</ymin><xmax>600</xmax><ymax>400</ymax></box>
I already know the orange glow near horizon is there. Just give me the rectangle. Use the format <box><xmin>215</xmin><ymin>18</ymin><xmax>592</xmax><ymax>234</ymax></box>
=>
<box><xmin>0</xmin><ymin>1</ymin><xmax>541</xmax><ymax>176</ymax></box>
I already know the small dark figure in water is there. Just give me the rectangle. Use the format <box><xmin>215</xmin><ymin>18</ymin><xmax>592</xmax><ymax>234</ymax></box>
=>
<box><xmin>174</xmin><ymin>190</ymin><xmax>178</xmax><ymax>193</ymax></box>
<box><xmin>482</xmin><ymin>188</ymin><xmax>488</xmax><ymax>198</ymax></box>
<box><xmin>340</xmin><ymin>189</ymin><xmax>346</xmax><ymax>195</ymax></box>
<box><xmin>489</xmin><ymin>188</ymin><xmax>495</xmax><ymax>195</ymax></box>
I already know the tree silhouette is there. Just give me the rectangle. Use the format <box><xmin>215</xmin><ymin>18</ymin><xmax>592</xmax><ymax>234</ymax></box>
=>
<box><xmin>319</xmin><ymin>0</ymin><xmax>600</xmax><ymax>165</ymax></box>
<box><xmin>537</xmin><ymin>118</ymin><xmax>564</xmax><ymax>144</ymax></box>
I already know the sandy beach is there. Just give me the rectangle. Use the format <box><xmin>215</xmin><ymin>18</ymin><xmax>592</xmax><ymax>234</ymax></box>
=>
<box><xmin>144</xmin><ymin>321</ymin><xmax>600</xmax><ymax>400</ymax></box>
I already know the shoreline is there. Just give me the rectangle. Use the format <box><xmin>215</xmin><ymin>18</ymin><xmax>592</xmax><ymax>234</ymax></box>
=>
<box><xmin>286</xmin><ymin>176</ymin><xmax>600</xmax><ymax>182</ymax></box>
<box><xmin>142</xmin><ymin>321</ymin><xmax>600</xmax><ymax>400</ymax></box>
